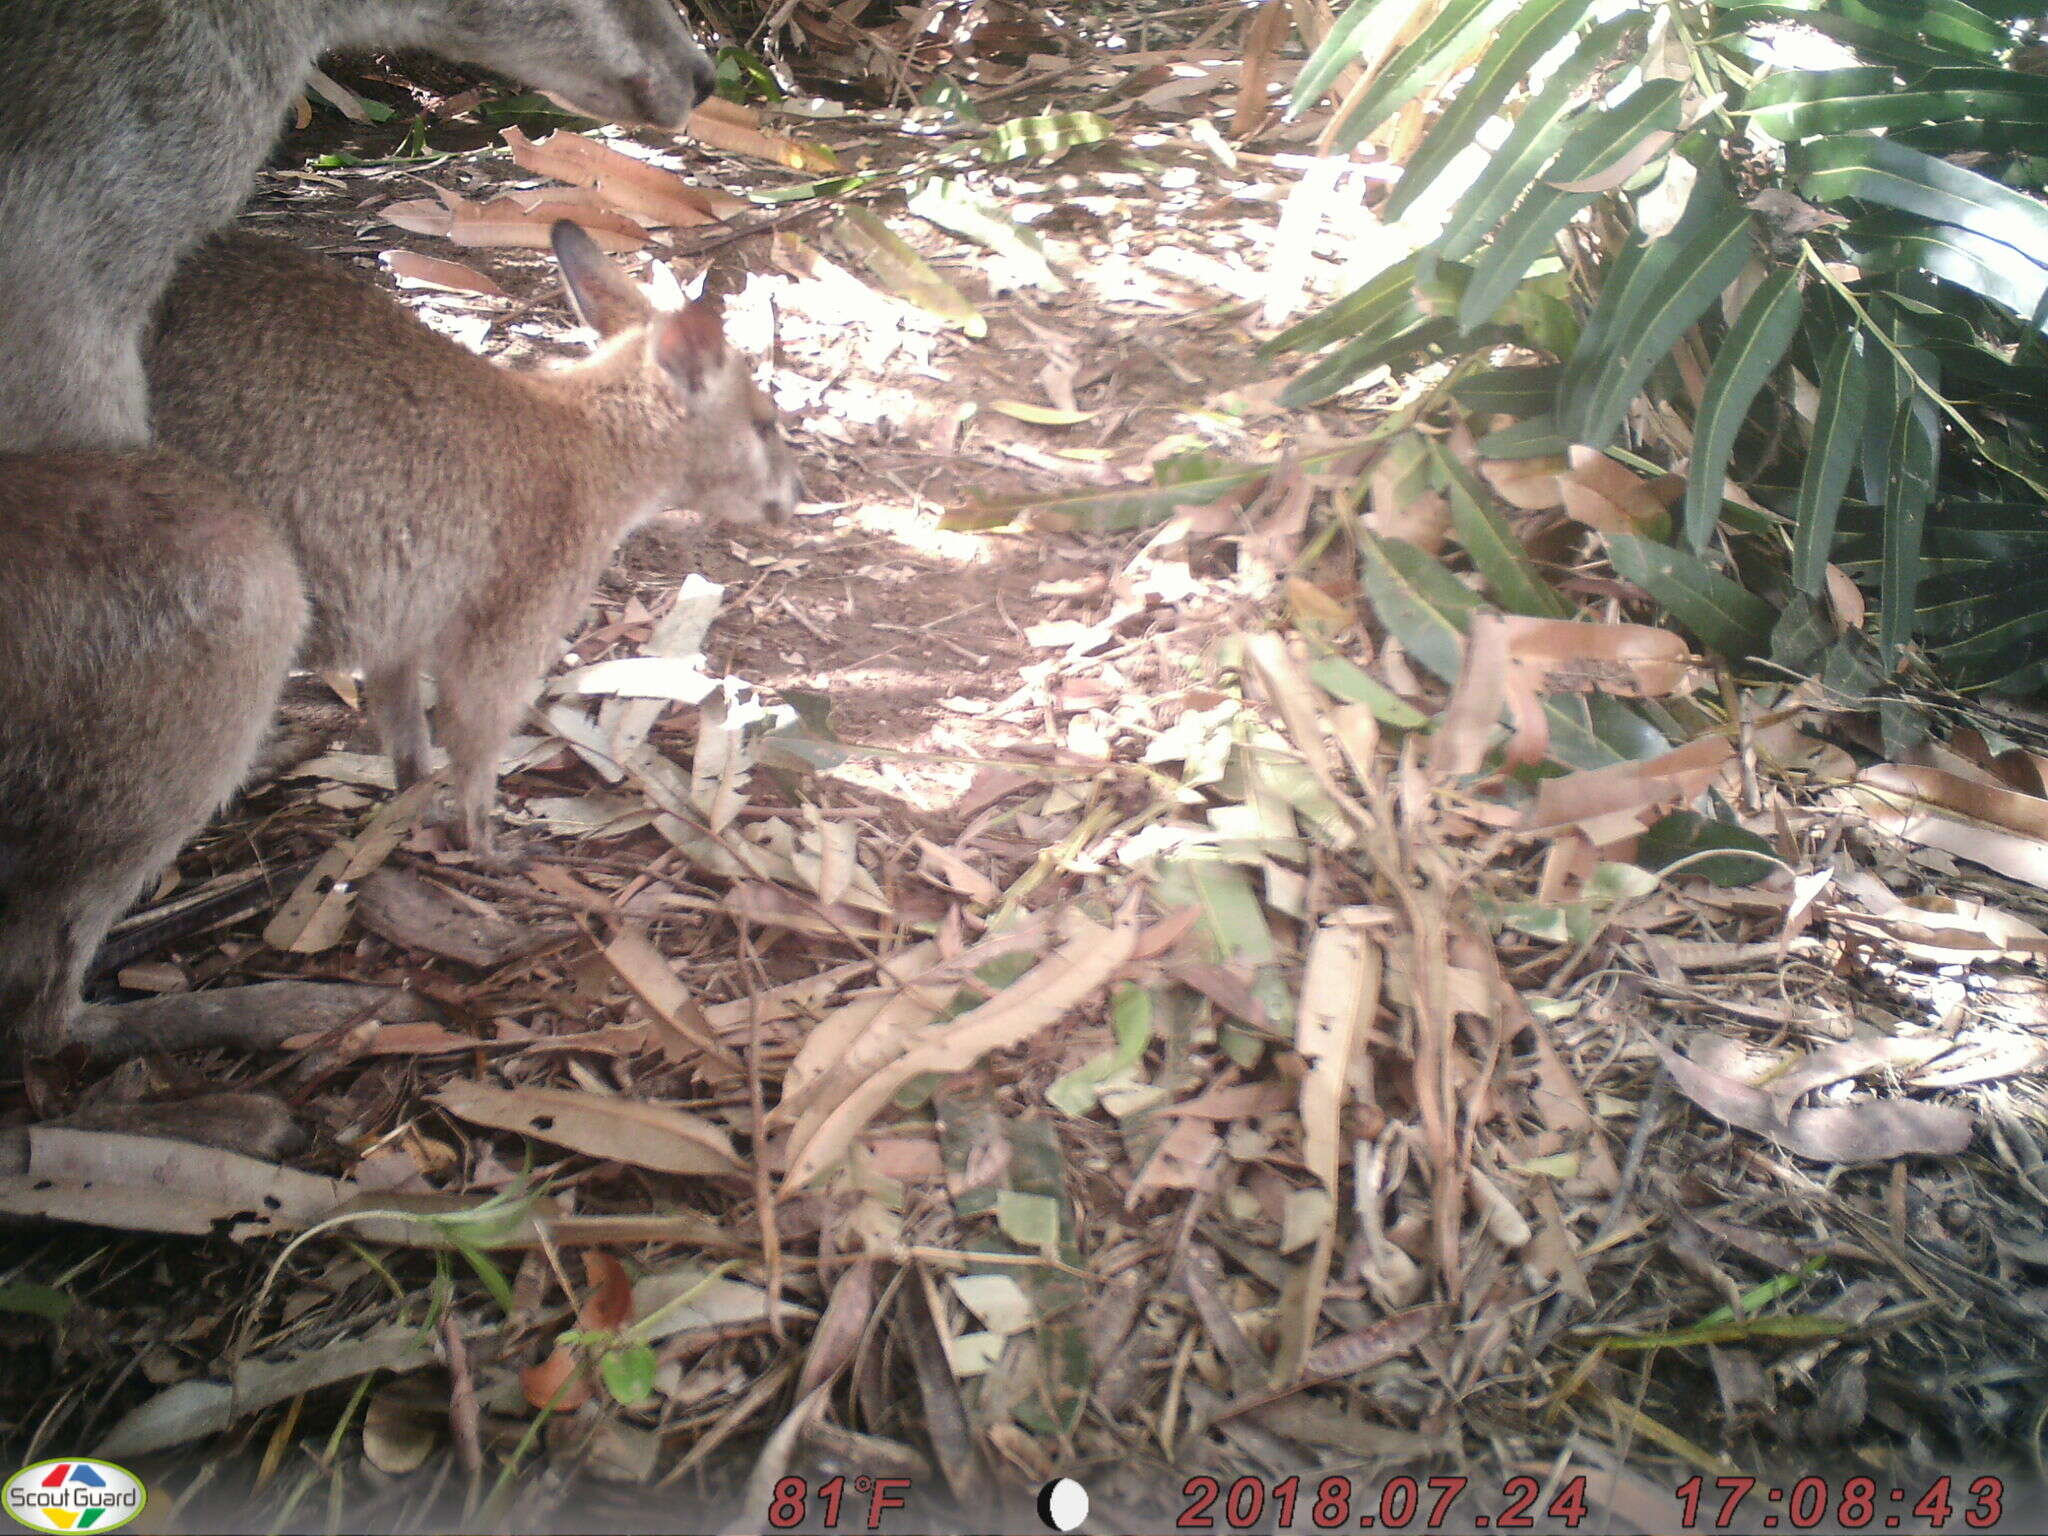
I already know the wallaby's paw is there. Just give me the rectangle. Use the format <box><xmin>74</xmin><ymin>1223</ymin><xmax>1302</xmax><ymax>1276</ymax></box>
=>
<box><xmin>461</xmin><ymin>831</ymin><xmax>533</xmax><ymax>877</ymax></box>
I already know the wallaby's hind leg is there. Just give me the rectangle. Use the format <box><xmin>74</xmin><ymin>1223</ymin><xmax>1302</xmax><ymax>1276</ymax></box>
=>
<box><xmin>364</xmin><ymin>660</ymin><xmax>435</xmax><ymax>789</ymax></box>
<box><xmin>0</xmin><ymin>452</ymin><xmax>307</xmax><ymax>1064</ymax></box>
<box><xmin>0</xmin><ymin>869</ymin><xmax>116</xmax><ymax>1057</ymax></box>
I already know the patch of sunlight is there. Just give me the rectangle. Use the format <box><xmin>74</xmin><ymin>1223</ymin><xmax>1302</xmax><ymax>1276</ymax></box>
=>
<box><xmin>839</xmin><ymin>499</ymin><xmax>1004</xmax><ymax>566</ymax></box>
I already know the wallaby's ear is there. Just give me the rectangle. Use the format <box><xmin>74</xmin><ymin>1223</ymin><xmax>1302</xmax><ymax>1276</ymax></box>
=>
<box><xmin>550</xmin><ymin>220</ymin><xmax>649</xmax><ymax>338</ymax></box>
<box><xmin>652</xmin><ymin>294</ymin><xmax>728</xmax><ymax>395</ymax></box>
<box><xmin>644</xmin><ymin>257</ymin><xmax>689</xmax><ymax>311</ymax></box>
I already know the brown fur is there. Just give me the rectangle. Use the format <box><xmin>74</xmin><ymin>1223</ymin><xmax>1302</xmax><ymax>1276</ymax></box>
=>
<box><xmin>0</xmin><ymin>453</ymin><xmax>307</xmax><ymax>1057</ymax></box>
<box><xmin>147</xmin><ymin>225</ymin><xmax>798</xmax><ymax>855</ymax></box>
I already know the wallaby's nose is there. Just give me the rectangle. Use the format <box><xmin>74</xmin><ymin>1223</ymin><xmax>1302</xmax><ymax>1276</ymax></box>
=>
<box><xmin>687</xmin><ymin>52</ymin><xmax>717</xmax><ymax>112</ymax></box>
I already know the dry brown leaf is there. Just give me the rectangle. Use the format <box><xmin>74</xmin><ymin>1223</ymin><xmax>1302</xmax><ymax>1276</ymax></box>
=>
<box><xmin>1523</xmin><ymin>735</ymin><xmax>1735</xmax><ymax>843</ymax></box>
<box><xmin>1853</xmin><ymin>763</ymin><xmax>2048</xmax><ymax>890</ymax></box>
<box><xmin>433</xmin><ymin>1081</ymin><xmax>744</xmax><ymax>1178</ymax></box>
<box><xmin>264</xmin><ymin>778</ymin><xmax>437</xmax><ymax>953</ymax></box>
<box><xmin>1429</xmin><ymin>609</ymin><xmax>1507</xmax><ymax>776</ymax></box>
<box><xmin>1557</xmin><ymin>446</ymin><xmax>1668</xmax><ymax>534</ymax></box>
<box><xmin>781</xmin><ymin>908</ymin><xmax>1137</xmax><ymax>1191</ymax></box>
<box><xmin>1298</xmin><ymin>1302</ymin><xmax>1450</xmax><ymax>1382</ymax></box>
<box><xmin>501</xmin><ymin>127</ymin><xmax>729</xmax><ymax>227</ymax></box>
<box><xmin>379</xmin><ymin>249</ymin><xmax>507</xmax><ymax>296</ymax></box>
<box><xmin>1126</xmin><ymin>1115</ymin><xmax>1222</xmax><ymax>1204</ymax></box>
<box><xmin>1366</xmin><ymin>485</ymin><xmax>1450</xmax><ymax>551</ymax></box>
<box><xmin>1824</xmin><ymin>564</ymin><xmax>1866</xmax><ymax>631</ymax></box>
<box><xmin>1656</xmin><ymin>1040</ymin><xmax>1974</xmax><ymax>1163</ymax></box>
<box><xmin>1233</xmin><ymin>0</ymin><xmax>1292</xmax><ymax>139</ymax></box>
<box><xmin>0</xmin><ymin>1126</ymin><xmax>353</xmax><ymax>1240</ymax></box>
<box><xmin>1499</xmin><ymin>615</ymin><xmax>1701</xmax><ymax>697</ymax></box>
<box><xmin>682</xmin><ymin>109</ymin><xmax>837</xmax><ymax>172</ymax></box>
<box><xmin>379</xmin><ymin>187</ymin><xmax>647</xmax><ymax>252</ymax></box>
<box><xmin>1478</xmin><ymin>453</ymin><xmax>1565</xmax><ymax>510</ymax></box>
<box><xmin>602</xmin><ymin>926</ymin><xmax>745</xmax><ymax>1082</ymax></box>
<box><xmin>1295</xmin><ymin>910</ymin><xmax>1383</xmax><ymax>1191</ymax></box>
<box><xmin>773</xmin><ymin>973</ymin><xmax>953</xmax><ymax>1133</ymax></box>
<box><xmin>488</xmin><ymin>1258</ymin><xmax>603</xmax><ymax>1429</ymax></box>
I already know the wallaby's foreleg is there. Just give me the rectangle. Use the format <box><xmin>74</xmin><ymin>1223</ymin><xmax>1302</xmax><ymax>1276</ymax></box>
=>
<box><xmin>364</xmin><ymin>660</ymin><xmax>434</xmax><ymax>788</ymax></box>
<box><xmin>433</xmin><ymin>640</ymin><xmax>555</xmax><ymax>860</ymax></box>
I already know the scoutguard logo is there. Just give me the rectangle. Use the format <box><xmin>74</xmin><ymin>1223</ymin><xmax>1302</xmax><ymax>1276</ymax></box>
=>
<box><xmin>3</xmin><ymin>1460</ymin><xmax>146</xmax><ymax>1533</ymax></box>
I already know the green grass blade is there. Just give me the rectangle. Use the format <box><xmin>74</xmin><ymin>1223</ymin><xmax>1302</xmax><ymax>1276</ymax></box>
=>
<box><xmin>1797</xmin><ymin>135</ymin><xmax>2048</xmax><ymax>267</ymax></box>
<box><xmin>1262</xmin><ymin>253</ymin><xmax>1421</xmax><ymax>358</ymax></box>
<box><xmin>1880</xmin><ymin>346</ymin><xmax>1942</xmax><ymax>660</ymax></box>
<box><xmin>1280</xmin><ymin>316</ymin><xmax>1454</xmax><ymax>405</ymax></box>
<box><xmin>1327</xmin><ymin>0</ymin><xmax>1526</xmax><ymax>152</ymax></box>
<box><xmin>1683</xmin><ymin>268</ymin><xmax>1805</xmax><ymax>550</ymax></box>
<box><xmin>1358</xmin><ymin>532</ymin><xmax>1482</xmax><ymax>682</ymax></box>
<box><xmin>1850</xmin><ymin>219</ymin><xmax>2048</xmax><ymax>330</ymax></box>
<box><xmin>1432</xmin><ymin>440</ymin><xmax>1574</xmax><ymax>617</ymax></box>
<box><xmin>1290</xmin><ymin>0</ymin><xmax>1395</xmax><ymax>116</ymax></box>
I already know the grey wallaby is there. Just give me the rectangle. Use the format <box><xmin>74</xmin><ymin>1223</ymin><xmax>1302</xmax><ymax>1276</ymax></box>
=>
<box><xmin>0</xmin><ymin>0</ymin><xmax>717</xmax><ymax>454</ymax></box>
<box><xmin>0</xmin><ymin>222</ymin><xmax>795</xmax><ymax>1064</ymax></box>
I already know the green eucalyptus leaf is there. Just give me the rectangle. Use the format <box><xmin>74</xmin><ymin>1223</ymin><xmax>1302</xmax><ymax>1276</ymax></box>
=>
<box><xmin>1605</xmin><ymin>532</ymin><xmax>1778</xmax><ymax>658</ymax></box>
<box><xmin>1383</xmin><ymin>0</ymin><xmax>1596</xmax><ymax>220</ymax></box>
<box><xmin>1560</xmin><ymin>166</ymin><xmax>1756</xmax><ymax>448</ymax></box>
<box><xmin>1461</xmin><ymin>78</ymin><xmax>1684</xmax><ymax>330</ymax></box>
<box><xmin>1684</xmin><ymin>268</ymin><xmax>1805</xmax><ymax>550</ymax></box>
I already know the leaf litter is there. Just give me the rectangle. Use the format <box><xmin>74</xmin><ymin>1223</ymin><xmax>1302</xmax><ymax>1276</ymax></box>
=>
<box><xmin>5</xmin><ymin>2</ymin><xmax>2048</xmax><ymax>1528</ymax></box>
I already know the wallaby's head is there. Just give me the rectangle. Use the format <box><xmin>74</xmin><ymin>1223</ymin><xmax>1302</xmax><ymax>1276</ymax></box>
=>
<box><xmin>551</xmin><ymin>221</ymin><xmax>799</xmax><ymax>529</ymax></box>
<box><xmin>418</xmin><ymin>0</ymin><xmax>717</xmax><ymax>129</ymax></box>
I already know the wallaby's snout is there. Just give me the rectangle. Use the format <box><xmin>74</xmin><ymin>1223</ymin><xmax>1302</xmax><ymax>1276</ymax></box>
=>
<box><xmin>430</xmin><ymin>0</ymin><xmax>719</xmax><ymax>129</ymax></box>
<box><xmin>550</xmin><ymin>220</ymin><xmax>801</xmax><ymax>530</ymax></box>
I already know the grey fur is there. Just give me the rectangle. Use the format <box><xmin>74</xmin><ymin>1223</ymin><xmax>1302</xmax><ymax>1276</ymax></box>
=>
<box><xmin>0</xmin><ymin>0</ymin><xmax>714</xmax><ymax>452</ymax></box>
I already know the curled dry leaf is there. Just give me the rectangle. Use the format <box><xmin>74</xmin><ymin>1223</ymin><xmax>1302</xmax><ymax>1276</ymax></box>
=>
<box><xmin>683</xmin><ymin>105</ymin><xmax>839</xmax><ymax>172</ymax></box>
<box><xmin>1853</xmin><ymin>763</ymin><xmax>2048</xmax><ymax>892</ymax></box>
<box><xmin>432</xmin><ymin>1081</ymin><xmax>744</xmax><ymax>1178</ymax></box>
<box><xmin>97</xmin><ymin>1323</ymin><xmax>438</xmax><ymax>1459</ymax></box>
<box><xmin>1557</xmin><ymin>446</ymin><xmax>1670</xmax><ymax>535</ymax></box>
<box><xmin>1523</xmin><ymin>735</ymin><xmax>1735</xmax><ymax>844</ymax></box>
<box><xmin>379</xmin><ymin>250</ymin><xmax>507</xmax><ymax>296</ymax></box>
<box><xmin>501</xmin><ymin>127</ymin><xmax>733</xmax><ymax>228</ymax></box>
<box><xmin>380</xmin><ymin>186</ymin><xmax>647</xmax><ymax>252</ymax></box>
<box><xmin>1824</xmin><ymin>564</ymin><xmax>1866</xmax><ymax>632</ymax></box>
<box><xmin>1656</xmin><ymin>1040</ymin><xmax>1974</xmax><ymax>1163</ymax></box>
<box><xmin>781</xmin><ymin>908</ymin><xmax>1138</xmax><ymax>1192</ymax></box>
<box><xmin>1479</xmin><ymin>453</ymin><xmax>1565</xmax><ymax>511</ymax></box>
<box><xmin>1429</xmin><ymin>610</ymin><xmax>1509</xmax><ymax>777</ymax></box>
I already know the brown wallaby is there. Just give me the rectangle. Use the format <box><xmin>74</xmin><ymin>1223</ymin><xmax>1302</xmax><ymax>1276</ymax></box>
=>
<box><xmin>0</xmin><ymin>0</ymin><xmax>717</xmax><ymax>454</ymax></box>
<box><xmin>0</xmin><ymin>454</ymin><xmax>308</xmax><ymax>1061</ymax></box>
<box><xmin>147</xmin><ymin>222</ymin><xmax>798</xmax><ymax>857</ymax></box>
<box><xmin>0</xmin><ymin>223</ymin><xmax>791</xmax><ymax>1067</ymax></box>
